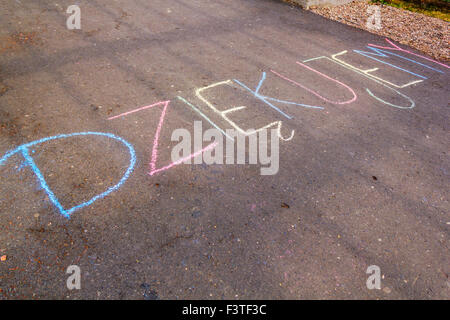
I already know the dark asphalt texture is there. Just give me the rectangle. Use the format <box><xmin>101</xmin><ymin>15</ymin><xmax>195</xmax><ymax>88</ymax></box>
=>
<box><xmin>0</xmin><ymin>0</ymin><xmax>449</xmax><ymax>299</ymax></box>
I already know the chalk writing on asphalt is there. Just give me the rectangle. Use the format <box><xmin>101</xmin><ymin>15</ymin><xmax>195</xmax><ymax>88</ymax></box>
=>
<box><xmin>0</xmin><ymin>39</ymin><xmax>447</xmax><ymax>217</ymax></box>
<box><xmin>0</xmin><ymin>132</ymin><xmax>136</xmax><ymax>218</ymax></box>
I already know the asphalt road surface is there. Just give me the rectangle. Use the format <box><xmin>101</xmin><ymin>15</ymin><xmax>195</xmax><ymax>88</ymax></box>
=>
<box><xmin>0</xmin><ymin>0</ymin><xmax>449</xmax><ymax>299</ymax></box>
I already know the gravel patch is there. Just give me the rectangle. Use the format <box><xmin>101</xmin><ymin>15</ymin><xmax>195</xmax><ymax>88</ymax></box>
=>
<box><xmin>302</xmin><ymin>0</ymin><xmax>449</xmax><ymax>61</ymax></box>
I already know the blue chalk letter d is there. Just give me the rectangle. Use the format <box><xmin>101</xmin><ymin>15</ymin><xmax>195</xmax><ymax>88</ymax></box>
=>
<box><xmin>0</xmin><ymin>132</ymin><xmax>136</xmax><ymax>218</ymax></box>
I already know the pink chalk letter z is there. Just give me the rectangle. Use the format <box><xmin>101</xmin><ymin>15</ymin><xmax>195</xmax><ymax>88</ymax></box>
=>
<box><xmin>108</xmin><ymin>100</ymin><xmax>217</xmax><ymax>176</ymax></box>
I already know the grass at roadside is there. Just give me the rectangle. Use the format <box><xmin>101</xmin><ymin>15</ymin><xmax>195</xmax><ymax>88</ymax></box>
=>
<box><xmin>371</xmin><ymin>0</ymin><xmax>450</xmax><ymax>21</ymax></box>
